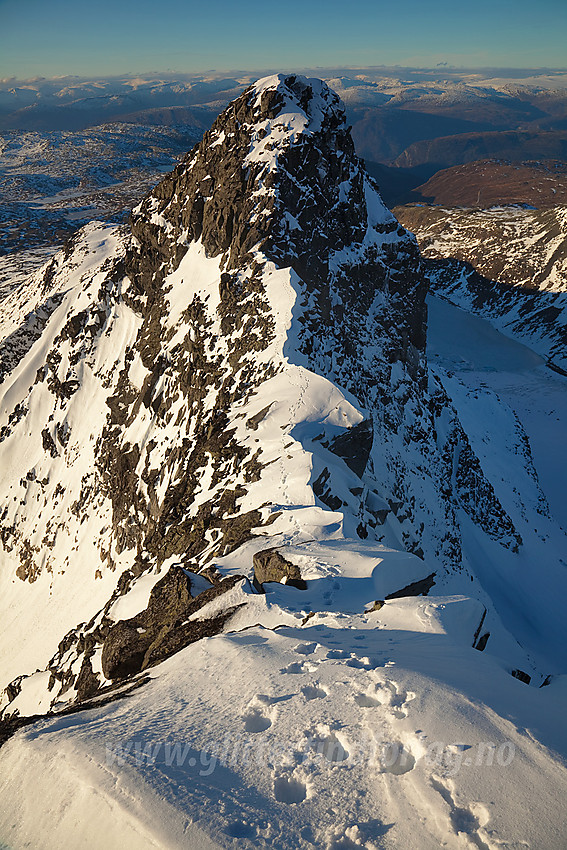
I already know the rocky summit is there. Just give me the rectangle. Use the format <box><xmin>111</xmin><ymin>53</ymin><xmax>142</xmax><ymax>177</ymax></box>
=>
<box><xmin>0</xmin><ymin>69</ymin><xmax>556</xmax><ymax>708</ymax></box>
<box><xmin>1</xmin><ymin>75</ymin><xmax>567</xmax><ymax>850</ymax></box>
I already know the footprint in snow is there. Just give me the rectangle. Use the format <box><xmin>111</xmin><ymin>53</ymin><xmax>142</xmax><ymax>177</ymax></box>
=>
<box><xmin>294</xmin><ymin>642</ymin><xmax>319</xmax><ymax>655</ymax></box>
<box><xmin>310</xmin><ymin>730</ymin><xmax>350</xmax><ymax>763</ymax></box>
<box><xmin>376</xmin><ymin>680</ymin><xmax>415</xmax><ymax>718</ymax></box>
<box><xmin>302</xmin><ymin>684</ymin><xmax>327</xmax><ymax>700</ymax></box>
<box><xmin>225</xmin><ymin>821</ymin><xmax>257</xmax><ymax>839</ymax></box>
<box><xmin>243</xmin><ymin>708</ymin><xmax>271</xmax><ymax>733</ymax></box>
<box><xmin>273</xmin><ymin>774</ymin><xmax>308</xmax><ymax>804</ymax></box>
<box><xmin>431</xmin><ymin>776</ymin><xmax>492</xmax><ymax>845</ymax></box>
<box><xmin>346</xmin><ymin>655</ymin><xmax>372</xmax><ymax>669</ymax></box>
<box><xmin>242</xmin><ymin>694</ymin><xmax>275</xmax><ymax>733</ymax></box>
<box><xmin>379</xmin><ymin>741</ymin><xmax>416</xmax><ymax>775</ymax></box>
<box><xmin>282</xmin><ymin>661</ymin><xmax>314</xmax><ymax>674</ymax></box>
<box><xmin>325</xmin><ymin>647</ymin><xmax>372</xmax><ymax>668</ymax></box>
<box><xmin>326</xmin><ymin>648</ymin><xmax>349</xmax><ymax>660</ymax></box>
<box><xmin>354</xmin><ymin>692</ymin><xmax>381</xmax><ymax>708</ymax></box>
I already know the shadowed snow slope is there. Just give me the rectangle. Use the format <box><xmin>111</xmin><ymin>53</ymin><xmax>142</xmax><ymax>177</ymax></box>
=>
<box><xmin>396</xmin><ymin>204</ymin><xmax>567</xmax><ymax>370</ymax></box>
<box><xmin>1</xmin><ymin>74</ymin><xmax>566</xmax><ymax>850</ymax></box>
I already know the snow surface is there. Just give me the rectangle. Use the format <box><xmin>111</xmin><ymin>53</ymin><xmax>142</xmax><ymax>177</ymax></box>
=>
<box><xmin>2</xmin><ymin>590</ymin><xmax>567</xmax><ymax>849</ymax></box>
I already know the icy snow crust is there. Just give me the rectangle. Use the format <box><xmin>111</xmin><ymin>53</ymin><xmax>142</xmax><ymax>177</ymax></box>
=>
<box><xmin>1</xmin><ymin>74</ymin><xmax>567</xmax><ymax>849</ymax></box>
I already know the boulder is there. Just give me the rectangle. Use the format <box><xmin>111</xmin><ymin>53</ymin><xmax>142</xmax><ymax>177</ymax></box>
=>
<box><xmin>253</xmin><ymin>548</ymin><xmax>307</xmax><ymax>591</ymax></box>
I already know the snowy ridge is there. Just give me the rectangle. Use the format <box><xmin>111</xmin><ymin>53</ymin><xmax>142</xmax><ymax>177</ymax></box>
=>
<box><xmin>1</xmin><ymin>75</ymin><xmax>567</xmax><ymax>850</ymax></box>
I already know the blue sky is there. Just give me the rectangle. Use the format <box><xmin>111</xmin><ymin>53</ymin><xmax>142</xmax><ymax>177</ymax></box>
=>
<box><xmin>0</xmin><ymin>0</ymin><xmax>565</xmax><ymax>79</ymax></box>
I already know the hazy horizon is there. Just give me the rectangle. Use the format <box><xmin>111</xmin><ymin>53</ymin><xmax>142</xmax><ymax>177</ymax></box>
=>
<box><xmin>2</xmin><ymin>65</ymin><xmax>567</xmax><ymax>87</ymax></box>
<box><xmin>1</xmin><ymin>0</ymin><xmax>566</xmax><ymax>79</ymax></box>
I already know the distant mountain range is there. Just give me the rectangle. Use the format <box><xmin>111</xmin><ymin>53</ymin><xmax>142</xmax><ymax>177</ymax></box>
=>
<box><xmin>2</xmin><ymin>69</ymin><xmax>567</xmax><ymax>175</ymax></box>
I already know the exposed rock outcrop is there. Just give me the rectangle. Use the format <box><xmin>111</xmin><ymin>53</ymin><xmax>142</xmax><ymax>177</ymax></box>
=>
<box><xmin>101</xmin><ymin>570</ymin><xmax>244</xmax><ymax>680</ymax></box>
<box><xmin>253</xmin><ymin>549</ymin><xmax>307</xmax><ymax>592</ymax></box>
<box><xmin>385</xmin><ymin>573</ymin><xmax>436</xmax><ymax>599</ymax></box>
<box><xmin>328</xmin><ymin>418</ymin><xmax>374</xmax><ymax>478</ymax></box>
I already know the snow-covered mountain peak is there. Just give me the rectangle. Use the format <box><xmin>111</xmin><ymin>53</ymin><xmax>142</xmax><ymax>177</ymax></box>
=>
<box><xmin>1</xmin><ymin>75</ymin><xmax>566</xmax><ymax>747</ymax></box>
<box><xmin>245</xmin><ymin>73</ymin><xmax>344</xmax><ymax>133</ymax></box>
<box><xmin>127</xmin><ymin>70</ymin><xmax>400</xmax><ymax>306</ymax></box>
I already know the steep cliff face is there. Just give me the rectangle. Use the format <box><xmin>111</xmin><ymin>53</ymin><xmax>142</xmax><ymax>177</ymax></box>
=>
<box><xmin>0</xmin><ymin>75</ymin><xmax>548</xmax><ymax>720</ymax></box>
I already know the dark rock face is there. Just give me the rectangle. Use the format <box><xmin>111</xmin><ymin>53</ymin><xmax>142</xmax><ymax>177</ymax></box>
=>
<box><xmin>101</xmin><ymin>568</ymin><xmax>244</xmax><ymax>680</ymax></box>
<box><xmin>145</xmin><ymin>564</ymin><xmax>195</xmax><ymax>619</ymax></box>
<box><xmin>129</xmin><ymin>76</ymin><xmax>363</xmax><ymax>283</ymax></box>
<box><xmin>429</xmin><ymin>379</ymin><xmax>523</xmax><ymax>552</ymax></box>
<box><xmin>454</xmin><ymin>430</ymin><xmax>522</xmax><ymax>551</ymax></box>
<box><xmin>385</xmin><ymin>572</ymin><xmax>436</xmax><ymax>599</ymax></box>
<box><xmin>475</xmin><ymin>633</ymin><xmax>490</xmax><ymax>652</ymax></box>
<box><xmin>74</xmin><ymin>657</ymin><xmax>100</xmax><ymax>702</ymax></box>
<box><xmin>313</xmin><ymin>467</ymin><xmax>344</xmax><ymax>512</ymax></box>
<box><xmin>128</xmin><ymin>74</ymin><xmax>427</xmax><ymax>381</ymax></box>
<box><xmin>511</xmin><ymin>669</ymin><xmax>532</xmax><ymax>685</ymax></box>
<box><xmin>329</xmin><ymin>418</ymin><xmax>373</xmax><ymax>478</ymax></box>
<box><xmin>253</xmin><ymin>548</ymin><xmax>307</xmax><ymax>591</ymax></box>
<box><xmin>101</xmin><ymin>621</ymin><xmax>150</xmax><ymax>681</ymax></box>
<box><xmin>472</xmin><ymin>612</ymin><xmax>494</xmax><ymax>657</ymax></box>
<box><xmin>0</xmin><ymin>291</ymin><xmax>65</xmax><ymax>385</ymax></box>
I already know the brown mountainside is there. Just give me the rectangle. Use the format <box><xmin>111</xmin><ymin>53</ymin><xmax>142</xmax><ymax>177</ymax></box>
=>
<box><xmin>413</xmin><ymin>159</ymin><xmax>567</xmax><ymax>208</ymax></box>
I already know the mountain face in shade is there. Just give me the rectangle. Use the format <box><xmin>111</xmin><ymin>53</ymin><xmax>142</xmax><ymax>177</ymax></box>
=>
<box><xmin>395</xmin><ymin>202</ymin><xmax>567</xmax><ymax>370</ymax></box>
<box><xmin>0</xmin><ymin>75</ymin><xmax>562</xmax><ymax>727</ymax></box>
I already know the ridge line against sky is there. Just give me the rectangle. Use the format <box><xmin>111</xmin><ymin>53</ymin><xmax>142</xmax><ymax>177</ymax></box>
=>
<box><xmin>1</xmin><ymin>0</ymin><xmax>566</xmax><ymax>79</ymax></box>
<box><xmin>2</xmin><ymin>67</ymin><xmax>567</xmax><ymax>87</ymax></box>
